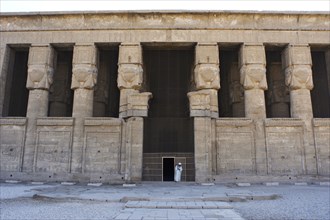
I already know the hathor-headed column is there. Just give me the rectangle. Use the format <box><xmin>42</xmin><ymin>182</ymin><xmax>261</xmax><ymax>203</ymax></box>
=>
<box><xmin>188</xmin><ymin>43</ymin><xmax>220</xmax><ymax>118</ymax></box>
<box><xmin>23</xmin><ymin>44</ymin><xmax>55</xmax><ymax>171</ymax></box>
<box><xmin>118</xmin><ymin>43</ymin><xmax>152</xmax><ymax>118</ymax></box>
<box><xmin>70</xmin><ymin>44</ymin><xmax>98</xmax><ymax>173</ymax></box>
<box><xmin>282</xmin><ymin>44</ymin><xmax>316</xmax><ymax>174</ymax></box>
<box><xmin>188</xmin><ymin>43</ymin><xmax>220</xmax><ymax>183</ymax></box>
<box><xmin>26</xmin><ymin>44</ymin><xmax>55</xmax><ymax>117</ymax></box>
<box><xmin>118</xmin><ymin>43</ymin><xmax>152</xmax><ymax>182</ymax></box>
<box><xmin>239</xmin><ymin>43</ymin><xmax>267</xmax><ymax>119</ymax></box>
<box><xmin>282</xmin><ymin>44</ymin><xmax>313</xmax><ymax>120</ymax></box>
<box><xmin>71</xmin><ymin>44</ymin><xmax>98</xmax><ymax>117</ymax></box>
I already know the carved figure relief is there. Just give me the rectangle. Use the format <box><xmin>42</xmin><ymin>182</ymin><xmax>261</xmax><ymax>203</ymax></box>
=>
<box><xmin>229</xmin><ymin>80</ymin><xmax>244</xmax><ymax>104</ymax></box>
<box><xmin>285</xmin><ymin>65</ymin><xmax>314</xmax><ymax>90</ymax></box>
<box><xmin>268</xmin><ymin>80</ymin><xmax>290</xmax><ymax>104</ymax></box>
<box><xmin>240</xmin><ymin>64</ymin><xmax>267</xmax><ymax>90</ymax></box>
<box><xmin>117</xmin><ymin>64</ymin><xmax>143</xmax><ymax>89</ymax></box>
<box><xmin>71</xmin><ymin>65</ymin><xmax>98</xmax><ymax>89</ymax></box>
<box><xmin>194</xmin><ymin>64</ymin><xmax>220</xmax><ymax>90</ymax></box>
<box><xmin>26</xmin><ymin>66</ymin><xmax>54</xmax><ymax>90</ymax></box>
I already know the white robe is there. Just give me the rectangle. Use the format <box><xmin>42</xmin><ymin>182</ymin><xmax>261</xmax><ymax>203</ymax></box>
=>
<box><xmin>174</xmin><ymin>165</ymin><xmax>183</xmax><ymax>182</ymax></box>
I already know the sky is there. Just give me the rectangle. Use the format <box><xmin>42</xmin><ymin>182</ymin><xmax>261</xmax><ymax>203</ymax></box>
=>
<box><xmin>1</xmin><ymin>0</ymin><xmax>329</xmax><ymax>13</ymax></box>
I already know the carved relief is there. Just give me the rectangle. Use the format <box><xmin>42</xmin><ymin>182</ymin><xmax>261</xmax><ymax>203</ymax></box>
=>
<box><xmin>117</xmin><ymin>64</ymin><xmax>143</xmax><ymax>89</ymax></box>
<box><xmin>240</xmin><ymin>64</ymin><xmax>267</xmax><ymax>90</ymax></box>
<box><xmin>27</xmin><ymin>45</ymin><xmax>55</xmax><ymax>90</ymax></box>
<box><xmin>26</xmin><ymin>66</ymin><xmax>54</xmax><ymax>90</ymax></box>
<box><xmin>282</xmin><ymin>45</ymin><xmax>312</xmax><ymax>68</ymax></box>
<box><xmin>127</xmin><ymin>92</ymin><xmax>153</xmax><ymax>111</ymax></box>
<box><xmin>229</xmin><ymin>80</ymin><xmax>244</xmax><ymax>104</ymax></box>
<box><xmin>194</xmin><ymin>64</ymin><xmax>220</xmax><ymax>90</ymax></box>
<box><xmin>195</xmin><ymin>43</ymin><xmax>219</xmax><ymax>65</ymax></box>
<box><xmin>187</xmin><ymin>89</ymin><xmax>218</xmax><ymax>113</ymax></box>
<box><xmin>285</xmin><ymin>65</ymin><xmax>313</xmax><ymax>90</ymax></box>
<box><xmin>71</xmin><ymin>65</ymin><xmax>98</xmax><ymax>89</ymax></box>
<box><xmin>194</xmin><ymin>43</ymin><xmax>220</xmax><ymax>90</ymax></box>
<box><xmin>268</xmin><ymin>80</ymin><xmax>290</xmax><ymax>104</ymax></box>
<box><xmin>119</xmin><ymin>89</ymin><xmax>152</xmax><ymax>117</ymax></box>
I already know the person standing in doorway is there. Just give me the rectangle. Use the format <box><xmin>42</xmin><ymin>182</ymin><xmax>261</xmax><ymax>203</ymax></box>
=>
<box><xmin>174</xmin><ymin>163</ymin><xmax>183</xmax><ymax>182</ymax></box>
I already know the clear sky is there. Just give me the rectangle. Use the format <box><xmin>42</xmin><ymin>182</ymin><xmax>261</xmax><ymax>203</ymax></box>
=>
<box><xmin>1</xmin><ymin>0</ymin><xmax>329</xmax><ymax>13</ymax></box>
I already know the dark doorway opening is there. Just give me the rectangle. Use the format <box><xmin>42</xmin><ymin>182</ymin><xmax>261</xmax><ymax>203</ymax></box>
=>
<box><xmin>163</xmin><ymin>157</ymin><xmax>174</xmax><ymax>181</ymax></box>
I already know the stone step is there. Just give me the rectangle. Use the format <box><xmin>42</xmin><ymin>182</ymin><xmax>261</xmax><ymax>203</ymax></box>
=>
<box><xmin>125</xmin><ymin>201</ymin><xmax>232</xmax><ymax>209</ymax></box>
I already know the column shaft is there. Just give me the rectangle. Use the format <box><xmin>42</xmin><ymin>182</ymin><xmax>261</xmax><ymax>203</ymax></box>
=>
<box><xmin>283</xmin><ymin>44</ymin><xmax>316</xmax><ymax>174</ymax></box>
<box><xmin>23</xmin><ymin>44</ymin><xmax>55</xmax><ymax>171</ymax></box>
<box><xmin>70</xmin><ymin>44</ymin><xmax>98</xmax><ymax>173</ymax></box>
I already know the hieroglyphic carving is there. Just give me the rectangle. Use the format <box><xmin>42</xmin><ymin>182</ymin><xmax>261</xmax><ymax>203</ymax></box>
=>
<box><xmin>26</xmin><ymin>45</ymin><xmax>55</xmax><ymax>90</ymax></box>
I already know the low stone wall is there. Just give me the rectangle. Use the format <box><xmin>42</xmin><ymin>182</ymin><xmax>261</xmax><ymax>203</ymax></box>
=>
<box><xmin>0</xmin><ymin>117</ymin><xmax>126</xmax><ymax>183</ymax></box>
<box><xmin>313</xmin><ymin>119</ymin><xmax>330</xmax><ymax>176</ymax></box>
<box><xmin>213</xmin><ymin>118</ymin><xmax>330</xmax><ymax>180</ymax></box>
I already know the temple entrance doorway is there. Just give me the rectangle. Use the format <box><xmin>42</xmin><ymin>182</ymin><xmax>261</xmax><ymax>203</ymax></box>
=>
<box><xmin>142</xmin><ymin>46</ymin><xmax>195</xmax><ymax>181</ymax></box>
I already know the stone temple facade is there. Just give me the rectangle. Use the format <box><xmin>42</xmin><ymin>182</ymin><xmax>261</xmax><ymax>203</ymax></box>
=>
<box><xmin>0</xmin><ymin>11</ymin><xmax>329</xmax><ymax>183</ymax></box>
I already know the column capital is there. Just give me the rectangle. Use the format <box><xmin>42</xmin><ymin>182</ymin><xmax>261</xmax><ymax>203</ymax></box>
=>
<box><xmin>118</xmin><ymin>43</ymin><xmax>143</xmax><ymax>90</ymax></box>
<box><xmin>187</xmin><ymin>89</ymin><xmax>218</xmax><ymax>118</ymax></box>
<box><xmin>194</xmin><ymin>43</ymin><xmax>220</xmax><ymax>90</ymax></box>
<box><xmin>282</xmin><ymin>44</ymin><xmax>313</xmax><ymax>91</ymax></box>
<box><xmin>119</xmin><ymin>89</ymin><xmax>152</xmax><ymax>118</ymax></box>
<box><xmin>71</xmin><ymin>44</ymin><xmax>98</xmax><ymax>90</ymax></box>
<box><xmin>239</xmin><ymin>44</ymin><xmax>267</xmax><ymax>90</ymax></box>
<box><xmin>26</xmin><ymin>45</ymin><xmax>55</xmax><ymax>90</ymax></box>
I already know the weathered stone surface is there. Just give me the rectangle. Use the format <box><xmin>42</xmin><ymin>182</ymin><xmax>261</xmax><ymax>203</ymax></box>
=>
<box><xmin>26</xmin><ymin>45</ymin><xmax>55</xmax><ymax>90</ymax></box>
<box><xmin>265</xmin><ymin>119</ymin><xmax>305</xmax><ymax>175</ymax></box>
<box><xmin>0</xmin><ymin>118</ymin><xmax>26</xmax><ymax>172</ymax></box>
<box><xmin>71</xmin><ymin>44</ymin><xmax>98</xmax><ymax>90</ymax></box>
<box><xmin>83</xmin><ymin>118</ymin><xmax>122</xmax><ymax>174</ymax></box>
<box><xmin>123</xmin><ymin>117</ymin><xmax>144</xmax><ymax>182</ymax></box>
<box><xmin>313</xmin><ymin>119</ymin><xmax>330</xmax><ymax>176</ymax></box>
<box><xmin>0</xmin><ymin>11</ymin><xmax>328</xmax><ymax>183</ymax></box>
<box><xmin>188</xmin><ymin>89</ymin><xmax>218</xmax><ymax>118</ymax></box>
<box><xmin>239</xmin><ymin>44</ymin><xmax>267</xmax><ymax>119</ymax></box>
<box><xmin>119</xmin><ymin>89</ymin><xmax>152</xmax><ymax>118</ymax></box>
<box><xmin>34</xmin><ymin>118</ymin><xmax>74</xmax><ymax>173</ymax></box>
<box><xmin>216</xmin><ymin>119</ymin><xmax>256</xmax><ymax>174</ymax></box>
<box><xmin>118</xmin><ymin>43</ymin><xmax>143</xmax><ymax>90</ymax></box>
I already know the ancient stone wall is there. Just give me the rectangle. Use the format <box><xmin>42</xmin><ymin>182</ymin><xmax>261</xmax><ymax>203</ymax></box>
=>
<box><xmin>0</xmin><ymin>11</ymin><xmax>329</xmax><ymax>183</ymax></box>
